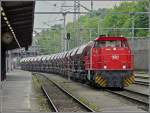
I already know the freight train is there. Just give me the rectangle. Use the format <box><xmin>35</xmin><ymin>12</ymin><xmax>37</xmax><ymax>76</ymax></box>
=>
<box><xmin>20</xmin><ymin>36</ymin><xmax>135</xmax><ymax>88</ymax></box>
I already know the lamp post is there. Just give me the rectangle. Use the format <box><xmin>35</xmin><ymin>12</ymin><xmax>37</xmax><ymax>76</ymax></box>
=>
<box><xmin>62</xmin><ymin>12</ymin><xmax>67</xmax><ymax>51</ymax></box>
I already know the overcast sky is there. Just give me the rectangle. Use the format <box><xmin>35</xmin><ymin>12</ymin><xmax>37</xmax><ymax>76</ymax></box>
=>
<box><xmin>34</xmin><ymin>1</ymin><xmax>123</xmax><ymax>30</ymax></box>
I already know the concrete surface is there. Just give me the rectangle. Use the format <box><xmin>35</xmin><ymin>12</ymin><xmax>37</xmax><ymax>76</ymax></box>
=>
<box><xmin>0</xmin><ymin>70</ymin><xmax>39</xmax><ymax>112</ymax></box>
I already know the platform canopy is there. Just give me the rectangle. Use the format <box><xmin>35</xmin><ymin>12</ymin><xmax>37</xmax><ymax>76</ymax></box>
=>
<box><xmin>1</xmin><ymin>1</ymin><xmax>35</xmax><ymax>50</ymax></box>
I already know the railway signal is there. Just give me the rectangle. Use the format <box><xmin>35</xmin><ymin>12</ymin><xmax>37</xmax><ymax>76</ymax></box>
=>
<box><xmin>67</xmin><ymin>33</ymin><xmax>70</xmax><ymax>40</ymax></box>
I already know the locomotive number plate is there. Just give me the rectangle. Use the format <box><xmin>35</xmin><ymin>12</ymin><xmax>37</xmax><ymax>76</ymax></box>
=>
<box><xmin>112</xmin><ymin>55</ymin><xmax>119</xmax><ymax>60</ymax></box>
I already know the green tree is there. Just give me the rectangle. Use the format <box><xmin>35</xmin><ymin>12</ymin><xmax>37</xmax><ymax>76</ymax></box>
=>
<box><xmin>36</xmin><ymin>0</ymin><xmax>149</xmax><ymax>54</ymax></box>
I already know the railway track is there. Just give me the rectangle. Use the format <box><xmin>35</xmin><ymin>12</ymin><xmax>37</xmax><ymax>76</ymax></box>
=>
<box><xmin>134</xmin><ymin>79</ymin><xmax>149</xmax><ymax>86</ymax></box>
<box><xmin>36</xmin><ymin>73</ymin><xmax>95</xmax><ymax>112</ymax></box>
<box><xmin>34</xmin><ymin>72</ymin><xmax>149</xmax><ymax>111</ymax></box>
<box><xmin>106</xmin><ymin>88</ymin><xmax>149</xmax><ymax>111</ymax></box>
<box><xmin>135</xmin><ymin>75</ymin><xmax>149</xmax><ymax>79</ymax></box>
<box><xmin>134</xmin><ymin>74</ymin><xmax>149</xmax><ymax>86</ymax></box>
<box><xmin>134</xmin><ymin>80</ymin><xmax>149</xmax><ymax>86</ymax></box>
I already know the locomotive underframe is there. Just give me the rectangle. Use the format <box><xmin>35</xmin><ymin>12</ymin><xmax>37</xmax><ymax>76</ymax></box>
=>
<box><xmin>92</xmin><ymin>70</ymin><xmax>134</xmax><ymax>88</ymax></box>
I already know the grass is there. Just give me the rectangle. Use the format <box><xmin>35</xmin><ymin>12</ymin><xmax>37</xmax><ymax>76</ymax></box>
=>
<box><xmin>79</xmin><ymin>97</ymin><xmax>99</xmax><ymax>111</ymax></box>
<box><xmin>32</xmin><ymin>74</ymin><xmax>50</xmax><ymax>112</ymax></box>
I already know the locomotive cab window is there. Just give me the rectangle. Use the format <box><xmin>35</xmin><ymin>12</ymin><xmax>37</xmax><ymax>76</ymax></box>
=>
<box><xmin>106</xmin><ymin>40</ymin><xmax>121</xmax><ymax>47</ymax></box>
<box><xmin>94</xmin><ymin>41</ymin><xmax>106</xmax><ymax>48</ymax></box>
<box><xmin>94</xmin><ymin>40</ymin><xmax>129</xmax><ymax>48</ymax></box>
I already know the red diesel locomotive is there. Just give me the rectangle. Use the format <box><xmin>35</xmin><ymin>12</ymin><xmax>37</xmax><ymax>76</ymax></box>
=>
<box><xmin>84</xmin><ymin>36</ymin><xmax>134</xmax><ymax>88</ymax></box>
<box><xmin>20</xmin><ymin>36</ymin><xmax>135</xmax><ymax>88</ymax></box>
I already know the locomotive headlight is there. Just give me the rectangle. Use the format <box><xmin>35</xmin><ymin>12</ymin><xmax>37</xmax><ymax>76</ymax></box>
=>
<box><xmin>113</xmin><ymin>48</ymin><xmax>116</xmax><ymax>51</ymax></box>
<box><xmin>122</xmin><ymin>65</ymin><xmax>126</xmax><ymax>69</ymax></box>
<box><xmin>104</xmin><ymin>65</ymin><xmax>107</xmax><ymax>69</ymax></box>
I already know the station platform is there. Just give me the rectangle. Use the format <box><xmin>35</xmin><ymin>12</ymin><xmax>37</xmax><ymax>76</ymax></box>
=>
<box><xmin>0</xmin><ymin>70</ymin><xmax>39</xmax><ymax>112</ymax></box>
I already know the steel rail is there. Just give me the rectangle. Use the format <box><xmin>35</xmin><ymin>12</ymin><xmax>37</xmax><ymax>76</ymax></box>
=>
<box><xmin>134</xmin><ymin>80</ymin><xmax>149</xmax><ymax>86</ymax></box>
<box><xmin>134</xmin><ymin>76</ymin><xmax>149</xmax><ymax>86</ymax></box>
<box><xmin>106</xmin><ymin>89</ymin><xmax>149</xmax><ymax>112</ymax></box>
<box><xmin>41</xmin><ymin>86</ymin><xmax>59</xmax><ymax>112</ymax></box>
<box><xmin>74</xmin><ymin>77</ymin><xmax>149</xmax><ymax>111</ymax></box>
<box><xmin>38</xmin><ymin>73</ymin><xmax>96</xmax><ymax>112</ymax></box>
<box><xmin>124</xmin><ymin>88</ymin><xmax>148</xmax><ymax>98</ymax></box>
<box><xmin>35</xmin><ymin>73</ymin><xmax>149</xmax><ymax>111</ymax></box>
<box><xmin>135</xmin><ymin>76</ymin><xmax>149</xmax><ymax>79</ymax></box>
<box><xmin>106</xmin><ymin>89</ymin><xmax>149</xmax><ymax>107</ymax></box>
<box><xmin>33</xmin><ymin>73</ymin><xmax>59</xmax><ymax>112</ymax></box>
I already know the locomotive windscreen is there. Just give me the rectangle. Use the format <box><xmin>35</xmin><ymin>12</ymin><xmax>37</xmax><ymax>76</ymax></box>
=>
<box><xmin>94</xmin><ymin>40</ymin><xmax>129</xmax><ymax>48</ymax></box>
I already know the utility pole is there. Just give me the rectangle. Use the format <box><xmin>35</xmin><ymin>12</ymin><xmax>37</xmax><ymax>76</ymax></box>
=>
<box><xmin>60</xmin><ymin>25</ymin><xmax>64</xmax><ymax>52</ymax></box>
<box><xmin>62</xmin><ymin>12</ymin><xmax>67</xmax><ymax>51</ymax></box>
<box><xmin>91</xmin><ymin>0</ymin><xmax>93</xmax><ymax>11</ymax></box>
<box><xmin>74</xmin><ymin>0</ymin><xmax>77</xmax><ymax>47</ymax></box>
<box><xmin>77</xmin><ymin>0</ymin><xmax>80</xmax><ymax>46</ymax></box>
<box><xmin>131</xmin><ymin>13</ymin><xmax>135</xmax><ymax>50</ymax></box>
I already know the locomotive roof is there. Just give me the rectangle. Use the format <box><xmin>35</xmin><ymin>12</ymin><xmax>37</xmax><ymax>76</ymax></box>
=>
<box><xmin>95</xmin><ymin>37</ymin><xmax>127</xmax><ymax>41</ymax></box>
